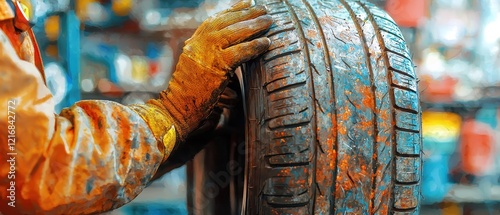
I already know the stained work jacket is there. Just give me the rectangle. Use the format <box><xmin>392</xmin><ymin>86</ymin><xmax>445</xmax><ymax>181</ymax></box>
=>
<box><xmin>0</xmin><ymin>1</ymin><xmax>177</xmax><ymax>214</ymax></box>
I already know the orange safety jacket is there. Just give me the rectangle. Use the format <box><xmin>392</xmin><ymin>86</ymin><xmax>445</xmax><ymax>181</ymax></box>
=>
<box><xmin>0</xmin><ymin>1</ymin><xmax>177</xmax><ymax>214</ymax></box>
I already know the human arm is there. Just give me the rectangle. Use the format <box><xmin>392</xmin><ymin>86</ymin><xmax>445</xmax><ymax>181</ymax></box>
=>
<box><xmin>0</xmin><ymin>1</ymin><xmax>271</xmax><ymax>214</ymax></box>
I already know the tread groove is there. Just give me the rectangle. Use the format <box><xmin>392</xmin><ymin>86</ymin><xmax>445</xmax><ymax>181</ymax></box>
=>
<box><xmin>268</xmin><ymin>27</ymin><xmax>297</xmax><ymax>37</ymax></box>
<box><xmin>358</xmin><ymin>2</ymin><xmax>401</xmax><ymax>213</ymax></box>
<box><xmin>268</xmin><ymin>120</ymin><xmax>310</xmax><ymax>131</ymax></box>
<box><xmin>272</xmin><ymin>135</ymin><xmax>294</xmax><ymax>140</ymax></box>
<box><xmin>395</xmin><ymin>126</ymin><xmax>420</xmax><ymax>134</ymax></box>
<box><xmin>391</xmin><ymin>68</ymin><xmax>415</xmax><ymax>79</ymax></box>
<box><xmin>268</xmin><ymin>44</ymin><xmax>286</xmax><ymax>52</ymax></box>
<box><xmin>271</xmin><ymin>95</ymin><xmax>294</xmax><ymax>102</ymax></box>
<box><xmin>379</xmin><ymin>28</ymin><xmax>407</xmax><ymax>42</ymax></box>
<box><xmin>270</xmin><ymin>20</ymin><xmax>294</xmax><ymax>29</ymax></box>
<box><xmin>268</xmin><ymin>161</ymin><xmax>310</xmax><ymax>168</ymax></box>
<box><xmin>266</xmin><ymin>81</ymin><xmax>306</xmax><ymax>94</ymax></box>
<box><xmin>264</xmin><ymin>76</ymin><xmax>289</xmax><ymax>87</ymax></box>
<box><xmin>265</xmin><ymin>201</ymin><xmax>310</xmax><ymax>208</ymax></box>
<box><xmin>394</xmin><ymin>106</ymin><xmax>419</xmax><ymax>115</ymax></box>
<box><xmin>300</xmin><ymin>1</ymin><xmax>337</xmax><ymax>213</ymax></box>
<box><xmin>265</xmin><ymin>112</ymin><xmax>295</xmax><ymax>122</ymax></box>
<box><xmin>282</xmin><ymin>0</ymin><xmax>320</xmax><ymax>213</ymax></box>
<box><xmin>395</xmin><ymin>181</ymin><xmax>420</xmax><ymax>186</ymax></box>
<box><xmin>343</xmin><ymin>1</ymin><xmax>379</xmax><ymax>213</ymax></box>
<box><xmin>264</xmin><ymin>188</ymin><xmax>309</xmax><ymax>197</ymax></box>
<box><xmin>391</xmin><ymin>83</ymin><xmax>417</xmax><ymax>93</ymax></box>
<box><xmin>269</xmin><ymin>10</ymin><xmax>290</xmax><ymax>16</ymax></box>
<box><xmin>271</xmin><ymin>62</ymin><xmax>289</xmax><ymax>69</ymax></box>
<box><xmin>263</xmin><ymin>49</ymin><xmax>302</xmax><ymax>63</ymax></box>
<box><xmin>395</xmin><ymin>153</ymin><xmax>420</xmax><ymax>158</ymax></box>
<box><xmin>386</xmin><ymin>49</ymin><xmax>412</xmax><ymax>62</ymax></box>
<box><xmin>372</xmin><ymin>14</ymin><xmax>397</xmax><ymax>26</ymax></box>
<box><xmin>392</xmin><ymin>207</ymin><xmax>418</xmax><ymax>212</ymax></box>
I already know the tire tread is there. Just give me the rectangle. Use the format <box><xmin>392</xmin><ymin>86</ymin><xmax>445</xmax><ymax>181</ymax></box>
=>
<box><xmin>246</xmin><ymin>1</ymin><xmax>422</xmax><ymax>214</ymax></box>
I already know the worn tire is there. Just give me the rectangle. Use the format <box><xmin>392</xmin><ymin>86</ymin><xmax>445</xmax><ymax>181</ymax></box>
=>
<box><xmin>242</xmin><ymin>0</ymin><xmax>422</xmax><ymax>214</ymax></box>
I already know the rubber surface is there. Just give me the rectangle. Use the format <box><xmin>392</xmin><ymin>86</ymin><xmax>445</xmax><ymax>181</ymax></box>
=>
<box><xmin>242</xmin><ymin>0</ymin><xmax>422</xmax><ymax>214</ymax></box>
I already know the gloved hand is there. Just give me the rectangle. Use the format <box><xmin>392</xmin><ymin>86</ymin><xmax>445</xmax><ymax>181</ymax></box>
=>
<box><xmin>150</xmin><ymin>0</ymin><xmax>272</xmax><ymax>141</ymax></box>
<box><xmin>130</xmin><ymin>0</ymin><xmax>272</xmax><ymax>166</ymax></box>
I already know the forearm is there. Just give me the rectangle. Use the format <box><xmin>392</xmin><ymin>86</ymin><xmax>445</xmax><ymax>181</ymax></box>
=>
<box><xmin>0</xmin><ymin>31</ymin><xmax>171</xmax><ymax>214</ymax></box>
<box><xmin>0</xmin><ymin>100</ymin><xmax>169</xmax><ymax>214</ymax></box>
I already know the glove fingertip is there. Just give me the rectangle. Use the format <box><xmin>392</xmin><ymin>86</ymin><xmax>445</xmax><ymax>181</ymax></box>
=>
<box><xmin>255</xmin><ymin>37</ymin><xmax>272</xmax><ymax>53</ymax></box>
<box><xmin>229</xmin><ymin>0</ymin><xmax>253</xmax><ymax>11</ymax></box>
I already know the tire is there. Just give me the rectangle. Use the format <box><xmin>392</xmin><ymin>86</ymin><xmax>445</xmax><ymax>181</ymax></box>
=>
<box><xmin>241</xmin><ymin>0</ymin><xmax>422</xmax><ymax>214</ymax></box>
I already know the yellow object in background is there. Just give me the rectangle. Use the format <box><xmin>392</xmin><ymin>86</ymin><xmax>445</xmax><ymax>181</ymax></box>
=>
<box><xmin>112</xmin><ymin>0</ymin><xmax>133</xmax><ymax>16</ymax></box>
<box><xmin>422</xmin><ymin>111</ymin><xmax>462</xmax><ymax>143</ymax></box>
<box><xmin>441</xmin><ymin>201</ymin><xmax>462</xmax><ymax>215</ymax></box>
<box><xmin>18</xmin><ymin>0</ymin><xmax>31</xmax><ymax>20</ymax></box>
<box><xmin>75</xmin><ymin>0</ymin><xmax>96</xmax><ymax>20</ymax></box>
<box><xmin>44</xmin><ymin>15</ymin><xmax>60</xmax><ymax>41</ymax></box>
<box><xmin>131</xmin><ymin>56</ymin><xmax>149</xmax><ymax>83</ymax></box>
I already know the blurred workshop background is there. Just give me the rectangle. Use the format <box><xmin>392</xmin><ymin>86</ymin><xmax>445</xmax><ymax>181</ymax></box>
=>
<box><xmin>23</xmin><ymin>0</ymin><xmax>500</xmax><ymax>214</ymax></box>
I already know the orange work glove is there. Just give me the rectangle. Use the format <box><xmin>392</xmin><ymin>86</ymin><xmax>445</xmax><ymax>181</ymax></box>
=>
<box><xmin>151</xmin><ymin>0</ymin><xmax>271</xmax><ymax>141</ymax></box>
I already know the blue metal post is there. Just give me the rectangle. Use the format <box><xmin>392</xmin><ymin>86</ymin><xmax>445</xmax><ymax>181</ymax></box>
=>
<box><xmin>58</xmin><ymin>10</ymin><xmax>81</xmax><ymax>106</ymax></box>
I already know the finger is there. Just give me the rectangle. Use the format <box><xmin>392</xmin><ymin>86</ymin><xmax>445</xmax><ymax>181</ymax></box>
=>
<box><xmin>218</xmin><ymin>15</ymin><xmax>273</xmax><ymax>48</ymax></box>
<box><xmin>223</xmin><ymin>37</ymin><xmax>271</xmax><ymax>69</ymax></box>
<box><xmin>228</xmin><ymin>0</ymin><xmax>253</xmax><ymax>12</ymax></box>
<box><xmin>218</xmin><ymin>87</ymin><xmax>238</xmax><ymax>109</ymax></box>
<box><xmin>210</xmin><ymin>5</ymin><xmax>267</xmax><ymax>30</ymax></box>
<box><xmin>211</xmin><ymin>0</ymin><xmax>252</xmax><ymax>22</ymax></box>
